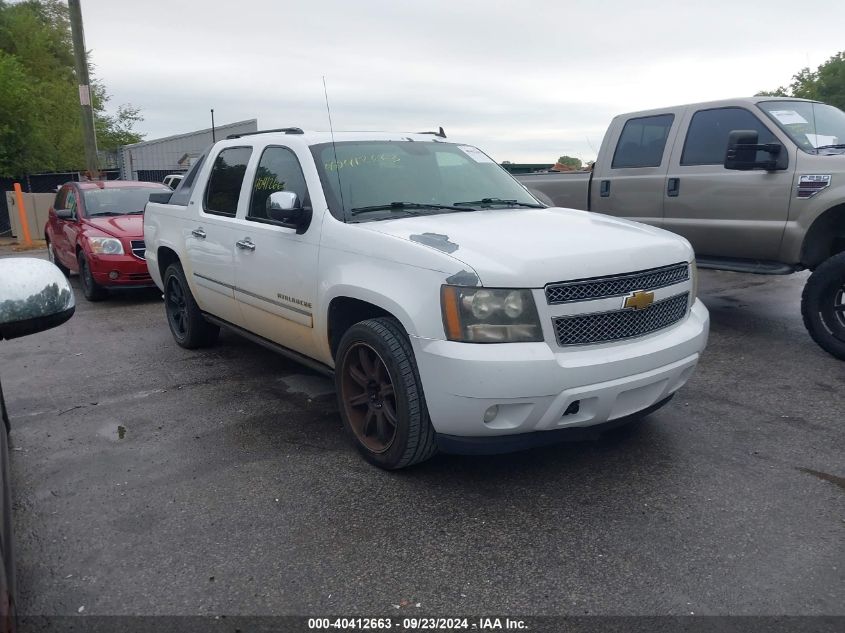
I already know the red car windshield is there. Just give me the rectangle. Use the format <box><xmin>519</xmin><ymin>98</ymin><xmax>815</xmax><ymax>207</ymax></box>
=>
<box><xmin>82</xmin><ymin>187</ymin><xmax>168</xmax><ymax>216</ymax></box>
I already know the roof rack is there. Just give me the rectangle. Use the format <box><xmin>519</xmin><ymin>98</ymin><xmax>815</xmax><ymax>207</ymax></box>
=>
<box><xmin>227</xmin><ymin>127</ymin><xmax>304</xmax><ymax>139</ymax></box>
<box><xmin>416</xmin><ymin>126</ymin><xmax>446</xmax><ymax>139</ymax></box>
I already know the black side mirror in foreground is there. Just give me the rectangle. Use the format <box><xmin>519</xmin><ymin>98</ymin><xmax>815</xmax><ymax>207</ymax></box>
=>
<box><xmin>724</xmin><ymin>129</ymin><xmax>787</xmax><ymax>171</ymax></box>
<box><xmin>0</xmin><ymin>258</ymin><xmax>75</xmax><ymax>341</ymax></box>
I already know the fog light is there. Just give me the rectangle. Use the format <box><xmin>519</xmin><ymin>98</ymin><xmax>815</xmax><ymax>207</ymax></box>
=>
<box><xmin>109</xmin><ymin>270</ymin><xmax>119</xmax><ymax>280</ymax></box>
<box><xmin>483</xmin><ymin>405</ymin><xmax>499</xmax><ymax>423</ymax></box>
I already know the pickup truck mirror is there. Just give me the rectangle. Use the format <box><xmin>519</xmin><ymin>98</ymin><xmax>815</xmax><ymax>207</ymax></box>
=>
<box><xmin>55</xmin><ymin>208</ymin><xmax>73</xmax><ymax>220</ymax></box>
<box><xmin>724</xmin><ymin>130</ymin><xmax>787</xmax><ymax>171</ymax></box>
<box><xmin>267</xmin><ymin>191</ymin><xmax>312</xmax><ymax>234</ymax></box>
<box><xmin>0</xmin><ymin>258</ymin><xmax>75</xmax><ymax>341</ymax></box>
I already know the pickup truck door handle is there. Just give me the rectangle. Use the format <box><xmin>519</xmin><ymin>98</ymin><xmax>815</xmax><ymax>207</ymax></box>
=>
<box><xmin>667</xmin><ymin>177</ymin><xmax>681</xmax><ymax>197</ymax></box>
<box><xmin>236</xmin><ymin>238</ymin><xmax>256</xmax><ymax>251</ymax></box>
<box><xmin>600</xmin><ymin>180</ymin><xmax>611</xmax><ymax>197</ymax></box>
<box><xmin>191</xmin><ymin>228</ymin><xmax>207</xmax><ymax>239</ymax></box>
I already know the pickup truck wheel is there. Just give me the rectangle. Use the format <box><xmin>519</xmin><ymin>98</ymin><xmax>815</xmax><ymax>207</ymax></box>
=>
<box><xmin>163</xmin><ymin>263</ymin><xmax>219</xmax><ymax>349</ymax></box>
<box><xmin>76</xmin><ymin>252</ymin><xmax>108</xmax><ymax>301</ymax></box>
<box><xmin>336</xmin><ymin>318</ymin><xmax>437</xmax><ymax>469</ymax></box>
<box><xmin>802</xmin><ymin>252</ymin><xmax>845</xmax><ymax>360</ymax></box>
<box><xmin>46</xmin><ymin>238</ymin><xmax>70</xmax><ymax>277</ymax></box>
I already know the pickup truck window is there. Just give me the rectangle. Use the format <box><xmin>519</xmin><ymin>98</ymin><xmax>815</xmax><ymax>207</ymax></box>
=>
<box><xmin>611</xmin><ymin>114</ymin><xmax>674</xmax><ymax>169</ymax></box>
<box><xmin>248</xmin><ymin>147</ymin><xmax>309</xmax><ymax>221</ymax></box>
<box><xmin>758</xmin><ymin>100</ymin><xmax>845</xmax><ymax>153</ymax></box>
<box><xmin>310</xmin><ymin>141</ymin><xmax>539</xmax><ymax>221</ymax></box>
<box><xmin>203</xmin><ymin>146</ymin><xmax>252</xmax><ymax>216</ymax></box>
<box><xmin>681</xmin><ymin>107</ymin><xmax>776</xmax><ymax>166</ymax></box>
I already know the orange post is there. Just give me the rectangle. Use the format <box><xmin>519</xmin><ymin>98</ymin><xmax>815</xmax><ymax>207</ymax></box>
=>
<box><xmin>12</xmin><ymin>183</ymin><xmax>33</xmax><ymax>246</ymax></box>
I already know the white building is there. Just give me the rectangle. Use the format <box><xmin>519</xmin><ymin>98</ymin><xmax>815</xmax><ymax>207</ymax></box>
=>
<box><xmin>118</xmin><ymin>119</ymin><xmax>258</xmax><ymax>182</ymax></box>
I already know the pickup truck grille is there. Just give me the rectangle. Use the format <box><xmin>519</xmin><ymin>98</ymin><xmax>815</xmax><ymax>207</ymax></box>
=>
<box><xmin>553</xmin><ymin>292</ymin><xmax>689</xmax><ymax>346</ymax></box>
<box><xmin>131</xmin><ymin>240</ymin><xmax>145</xmax><ymax>260</ymax></box>
<box><xmin>545</xmin><ymin>263</ymin><xmax>689</xmax><ymax>304</ymax></box>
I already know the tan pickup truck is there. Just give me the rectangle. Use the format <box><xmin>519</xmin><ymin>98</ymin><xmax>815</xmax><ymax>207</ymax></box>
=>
<box><xmin>518</xmin><ymin>97</ymin><xmax>845</xmax><ymax>360</ymax></box>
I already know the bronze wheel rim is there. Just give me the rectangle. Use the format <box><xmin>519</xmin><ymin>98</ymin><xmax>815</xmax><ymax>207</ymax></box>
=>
<box><xmin>340</xmin><ymin>343</ymin><xmax>398</xmax><ymax>453</ymax></box>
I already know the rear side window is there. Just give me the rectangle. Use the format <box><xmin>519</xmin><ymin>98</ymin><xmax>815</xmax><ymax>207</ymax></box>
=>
<box><xmin>611</xmin><ymin>114</ymin><xmax>674</xmax><ymax>168</ymax></box>
<box><xmin>203</xmin><ymin>147</ymin><xmax>252</xmax><ymax>216</ymax></box>
<box><xmin>248</xmin><ymin>147</ymin><xmax>309</xmax><ymax>221</ymax></box>
<box><xmin>169</xmin><ymin>154</ymin><xmax>206</xmax><ymax>206</ymax></box>
<box><xmin>681</xmin><ymin>107</ymin><xmax>777</xmax><ymax>166</ymax></box>
<box><xmin>53</xmin><ymin>187</ymin><xmax>67</xmax><ymax>210</ymax></box>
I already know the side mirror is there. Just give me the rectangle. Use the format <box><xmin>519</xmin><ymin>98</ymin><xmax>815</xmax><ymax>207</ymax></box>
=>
<box><xmin>724</xmin><ymin>130</ymin><xmax>787</xmax><ymax>171</ymax></box>
<box><xmin>55</xmin><ymin>208</ymin><xmax>73</xmax><ymax>220</ymax></box>
<box><xmin>267</xmin><ymin>191</ymin><xmax>312</xmax><ymax>234</ymax></box>
<box><xmin>0</xmin><ymin>258</ymin><xmax>75</xmax><ymax>341</ymax></box>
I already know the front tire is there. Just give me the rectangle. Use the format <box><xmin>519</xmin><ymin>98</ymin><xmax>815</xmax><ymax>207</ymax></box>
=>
<box><xmin>335</xmin><ymin>318</ymin><xmax>437</xmax><ymax>469</ymax></box>
<box><xmin>77</xmin><ymin>251</ymin><xmax>108</xmax><ymax>302</ymax></box>
<box><xmin>163</xmin><ymin>263</ymin><xmax>219</xmax><ymax>349</ymax></box>
<box><xmin>802</xmin><ymin>251</ymin><xmax>845</xmax><ymax>360</ymax></box>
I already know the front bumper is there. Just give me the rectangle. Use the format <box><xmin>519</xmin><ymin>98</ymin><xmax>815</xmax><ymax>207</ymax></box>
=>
<box><xmin>411</xmin><ymin>299</ymin><xmax>709</xmax><ymax>438</ymax></box>
<box><xmin>88</xmin><ymin>253</ymin><xmax>154</xmax><ymax>288</ymax></box>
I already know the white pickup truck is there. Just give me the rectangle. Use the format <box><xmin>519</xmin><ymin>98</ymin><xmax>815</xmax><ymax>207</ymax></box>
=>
<box><xmin>143</xmin><ymin>128</ymin><xmax>709</xmax><ymax>469</ymax></box>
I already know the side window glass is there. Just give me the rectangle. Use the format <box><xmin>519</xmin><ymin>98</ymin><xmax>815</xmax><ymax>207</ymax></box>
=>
<box><xmin>203</xmin><ymin>147</ymin><xmax>252</xmax><ymax>216</ymax></box>
<box><xmin>170</xmin><ymin>153</ymin><xmax>207</xmax><ymax>206</ymax></box>
<box><xmin>249</xmin><ymin>147</ymin><xmax>309</xmax><ymax>221</ymax></box>
<box><xmin>54</xmin><ymin>188</ymin><xmax>66</xmax><ymax>210</ymax></box>
<box><xmin>611</xmin><ymin>114</ymin><xmax>675</xmax><ymax>168</ymax></box>
<box><xmin>66</xmin><ymin>191</ymin><xmax>77</xmax><ymax>217</ymax></box>
<box><xmin>681</xmin><ymin>108</ymin><xmax>777</xmax><ymax>166</ymax></box>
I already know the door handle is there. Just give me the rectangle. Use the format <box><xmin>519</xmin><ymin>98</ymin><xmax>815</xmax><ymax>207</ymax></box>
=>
<box><xmin>191</xmin><ymin>228</ymin><xmax>207</xmax><ymax>239</ymax></box>
<box><xmin>667</xmin><ymin>177</ymin><xmax>680</xmax><ymax>197</ymax></box>
<box><xmin>236</xmin><ymin>238</ymin><xmax>256</xmax><ymax>251</ymax></box>
<box><xmin>600</xmin><ymin>180</ymin><xmax>611</xmax><ymax>197</ymax></box>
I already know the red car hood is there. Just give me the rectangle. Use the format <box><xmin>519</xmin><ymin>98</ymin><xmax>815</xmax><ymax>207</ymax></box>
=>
<box><xmin>84</xmin><ymin>215</ymin><xmax>143</xmax><ymax>238</ymax></box>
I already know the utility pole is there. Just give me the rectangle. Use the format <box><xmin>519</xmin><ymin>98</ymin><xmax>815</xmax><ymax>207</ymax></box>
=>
<box><xmin>68</xmin><ymin>0</ymin><xmax>100</xmax><ymax>179</ymax></box>
<box><xmin>211</xmin><ymin>108</ymin><xmax>216</xmax><ymax>142</ymax></box>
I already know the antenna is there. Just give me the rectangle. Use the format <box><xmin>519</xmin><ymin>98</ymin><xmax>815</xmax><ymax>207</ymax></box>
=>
<box><xmin>323</xmin><ymin>76</ymin><xmax>346</xmax><ymax>218</ymax></box>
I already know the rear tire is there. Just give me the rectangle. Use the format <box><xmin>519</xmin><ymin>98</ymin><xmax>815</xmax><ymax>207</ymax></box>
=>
<box><xmin>77</xmin><ymin>251</ymin><xmax>108</xmax><ymax>302</ymax></box>
<box><xmin>163</xmin><ymin>263</ymin><xmax>219</xmax><ymax>349</ymax></box>
<box><xmin>335</xmin><ymin>318</ymin><xmax>437</xmax><ymax>469</ymax></box>
<box><xmin>802</xmin><ymin>252</ymin><xmax>845</xmax><ymax>360</ymax></box>
<box><xmin>46</xmin><ymin>237</ymin><xmax>70</xmax><ymax>277</ymax></box>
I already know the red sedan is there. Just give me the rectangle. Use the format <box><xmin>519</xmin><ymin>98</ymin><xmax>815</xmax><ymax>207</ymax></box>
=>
<box><xmin>44</xmin><ymin>180</ymin><xmax>171</xmax><ymax>301</ymax></box>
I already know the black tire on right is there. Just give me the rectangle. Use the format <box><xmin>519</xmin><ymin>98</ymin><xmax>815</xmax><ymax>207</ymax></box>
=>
<box><xmin>163</xmin><ymin>262</ymin><xmax>219</xmax><ymax>349</ymax></box>
<box><xmin>801</xmin><ymin>251</ymin><xmax>845</xmax><ymax>360</ymax></box>
<box><xmin>335</xmin><ymin>317</ymin><xmax>437</xmax><ymax>469</ymax></box>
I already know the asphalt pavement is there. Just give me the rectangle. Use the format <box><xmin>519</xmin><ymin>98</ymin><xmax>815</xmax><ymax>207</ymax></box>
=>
<box><xmin>1</xmin><ymin>246</ymin><xmax>843</xmax><ymax>617</ymax></box>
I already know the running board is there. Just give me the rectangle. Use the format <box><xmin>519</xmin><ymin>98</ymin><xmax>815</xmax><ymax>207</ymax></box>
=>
<box><xmin>202</xmin><ymin>313</ymin><xmax>334</xmax><ymax>378</ymax></box>
<box><xmin>695</xmin><ymin>257</ymin><xmax>800</xmax><ymax>275</ymax></box>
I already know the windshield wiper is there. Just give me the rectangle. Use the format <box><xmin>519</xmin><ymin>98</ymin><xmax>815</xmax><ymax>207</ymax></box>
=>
<box><xmin>814</xmin><ymin>144</ymin><xmax>845</xmax><ymax>150</ymax></box>
<box><xmin>453</xmin><ymin>198</ymin><xmax>545</xmax><ymax>208</ymax></box>
<box><xmin>88</xmin><ymin>211</ymin><xmax>129</xmax><ymax>216</ymax></box>
<box><xmin>349</xmin><ymin>202</ymin><xmax>470</xmax><ymax>216</ymax></box>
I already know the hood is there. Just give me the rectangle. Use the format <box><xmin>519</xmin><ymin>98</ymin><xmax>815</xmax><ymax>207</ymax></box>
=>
<box><xmin>84</xmin><ymin>215</ymin><xmax>143</xmax><ymax>238</ymax></box>
<box><xmin>357</xmin><ymin>208</ymin><xmax>693</xmax><ymax>287</ymax></box>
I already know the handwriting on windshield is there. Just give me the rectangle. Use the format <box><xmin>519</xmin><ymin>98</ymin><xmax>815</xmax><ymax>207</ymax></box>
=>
<box><xmin>325</xmin><ymin>154</ymin><xmax>400</xmax><ymax>171</ymax></box>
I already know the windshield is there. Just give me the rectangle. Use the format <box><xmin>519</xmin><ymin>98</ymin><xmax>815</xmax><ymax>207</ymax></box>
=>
<box><xmin>310</xmin><ymin>141</ymin><xmax>542</xmax><ymax>221</ymax></box>
<box><xmin>82</xmin><ymin>186</ymin><xmax>169</xmax><ymax>216</ymax></box>
<box><xmin>758</xmin><ymin>101</ymin><xmax>845</xmax><ymax>152</ymax></box>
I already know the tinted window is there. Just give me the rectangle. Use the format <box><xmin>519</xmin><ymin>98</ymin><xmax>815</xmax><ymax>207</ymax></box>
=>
<box><xmin>54</xmin><ymin>187</ymin><xmax>66</xmax><ymax>210</ymax></box>
<box><xmin>249</xmin><ymin>147</ymin><xmax>309</xmax><ymax>221</ymax></box>
<box><xmin>204</xmin><ymin>147</ymin><xmax>252</xmax><ymax>216</ymax></box>
<box><xmin>170</xmin><ymin>153</ymin><xmax>207</xmax><ymax>206</ymax></box>
<box><xmin>612</xmin><ymin>114</ymin><xmax>674</xmax><ymax>168</ymax></box>
<box><xmin>681</xmin><ymin>108</ymin><xmax>776</xmax><ymax>165</ymax></box>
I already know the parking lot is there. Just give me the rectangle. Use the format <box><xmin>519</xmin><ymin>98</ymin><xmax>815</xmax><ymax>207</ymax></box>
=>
<box><xmin>2</xmin><ymin>245</ymin><xmax>843</xmax><ymax>617</ymax></box>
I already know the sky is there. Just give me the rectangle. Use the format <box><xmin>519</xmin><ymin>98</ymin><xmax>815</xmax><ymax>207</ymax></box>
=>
<box><xmin>81</xmin><ymin>0</ymin><xmax>845</xmax><ymax>164</ymax></box>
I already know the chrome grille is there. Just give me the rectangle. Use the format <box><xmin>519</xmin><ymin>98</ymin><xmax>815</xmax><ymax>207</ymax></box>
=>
<box><xmin>131</xmin><ymin>240</ymin><xmax>145</xmax><ymax>260</ymax></box>
<box><xmin>553</xmin><ymin>292</ymin><xmax>689</xmax><ymax>346</ymax></box>
<box><xmin>545</xmin><ymin>263</ymin><xmax>689</xmax><ymax>304</ymax></box>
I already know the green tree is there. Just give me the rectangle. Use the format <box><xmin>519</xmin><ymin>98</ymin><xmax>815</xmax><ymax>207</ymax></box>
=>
<box><xmin>757</xmin><ymin>51</ymin><xmax>845</xmax><ymax>111</ymax></box>
<box><xmin>556</xmin><ymin>155</ymin><xmax>583</xmax><ymax>170</ymax></box>
<box><xmin>0</xmin><ymin>0</ymin><xmax>143</xmax><ymax>176</ymax></box>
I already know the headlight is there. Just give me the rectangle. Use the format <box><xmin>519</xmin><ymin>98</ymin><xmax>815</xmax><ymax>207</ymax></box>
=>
<box><xmin>88</xmin><ymin>237</ymin><xmax>124</xmax><ymax>255</ymax></box>
<box><xmin>690</xmin><ymin>258</ymin><xmax>699</xmax><ymax>300</ymax></box>
<box><xmin>441</xmin><ymin>286</ymin><xmax>543</xmax><ymax>343</ymax></box>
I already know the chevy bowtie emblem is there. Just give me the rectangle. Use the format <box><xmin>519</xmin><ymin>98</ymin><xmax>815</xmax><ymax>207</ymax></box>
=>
<box><xmin>623</xmin><ymin>290</ymin><xmax>655</xmax><ymax>310</ymax></box>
